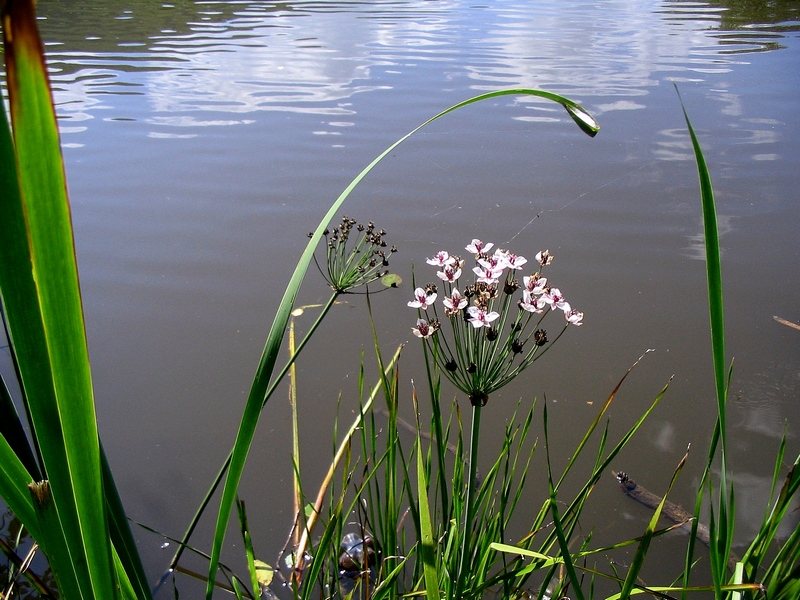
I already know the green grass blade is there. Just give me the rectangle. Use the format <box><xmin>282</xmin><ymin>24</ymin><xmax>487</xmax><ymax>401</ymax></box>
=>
<box><xmin>370</xmin><ymin>553</ymin><xmax>413</xmax><ymax>600</ymax></box>
<box><xmin>763</xmin><ymin>509</ymin><xmax>800</xmax><ymax>600</ymax></box>
<box><xmin>677</xmin><ymin>86</ymin><xmax>739</xmax><ymax>597</ymax></box>
<box><xmin>675</xmin><ymin>86</ymin><xmax>727</xmax><ymax>444</ymax></box>
<box><xmin>414</xmin><ymin>391</ymin><xmax>440</xmax><ymax>600</ymax></box>
<box><xmin>236</xmin><ymin>497</ymin><xmax>260</xmax><ymax>599</ymax></box>
<box><xmin>543</xmin><ymin>404</ymin><xmax>585</xmax><ymax>600</ymax></box>
<box><xmin>605</xmin><ymin>583</ymin><xmax>764</xmax><ymax>600</ymax></box>
<box><xmin>682</xmin><ymin>417</ymin><xmax>720</xmax><ymax>599</ymax></box>
<box><xmin>205</xmin><ymin>88</ymin><xmax>598</xmax><ymax>597</ymax></box>
<box><xmin>112</xmin><ymin>544</ymin><xmax>139</xmax><ymax>600</ymax></box>
<box><xmin>299</xmin><ymin>505</ymin><xmax>342</xmax><ymax>600</ymax></box>
<box><xmin>744</xmin><ymin>453</ymin><xmax>800</xmax><ymax>587</ymax></box>
<box><xmin>2</xmin><ymin>2</ymin><xmax>120</xmax><ymax>597</ymax></box>
<box><xmin>492</xmin><ymin>521</ymin><xmax>702</xmax><ymax>581</ymax></box>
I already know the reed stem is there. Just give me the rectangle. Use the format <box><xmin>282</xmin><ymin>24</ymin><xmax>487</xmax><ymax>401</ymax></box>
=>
<box><xmin>455</xmin><ymin>403</ymin><xmax>482</xmax><ymax>600</ymax></box>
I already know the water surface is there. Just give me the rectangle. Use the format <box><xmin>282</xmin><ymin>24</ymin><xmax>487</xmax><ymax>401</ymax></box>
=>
<box><xmin>5</xmin><ymin>0</ymin><xmax>800</xmax><ymax>595</ymax></box>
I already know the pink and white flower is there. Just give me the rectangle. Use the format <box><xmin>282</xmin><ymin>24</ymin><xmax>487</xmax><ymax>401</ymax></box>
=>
<box><xmin>502</xmin><ymin>251</ymin><xmax>527</xmax><ymax>270</ymax></box>
<box><xmin>408</xmin><ymin>287</ymin><xmax>437</xmax><ymax>310</ymax></box>
<box><xmin>542</xmin><ymin>287</ymin><xmax>568</xmax><ymax>311</ymax></box>
<box><xmin>437</xmin><ymin>264</ymin><xmax>462</xmax><ymax>283</ymax></box>
<box><xmin>412</xmin><ymin>318</ymin><xmax>438</xmax><ymax>338</ymax></box>
<box><xmin>426</xmin><ymin>250</ymin><xmax>454</xmax><ymax>268</ymax></box>
<box><xmin>466</xmin><ymin>306</ymin><xmax>500</xmax><ymax>328</ymax></box>
<box><xmin>473</xmin><ymin>265</ymin><xmax>503</xmax><ymax>285</ymax></box>
<box><xmin>477</xmin><ymin>250</ymin><xmax>506</xmax><ymax>271</ymax></box>
<box><xmin>523</xmin><ymin>274</ymin><xmax>547</xmax><ymax>295</ymax></box>
<box><xmin>565</xmin><ymin>309</ymin><xmax>584</xmax><ymax>326</ymax></box>
<box><xmin>443</xmin><ymin>288</ymin><xmax>468</xmax><ymax>313</ymax></box>
<box><xmin>519</xmin><ymin>291</ymin><xmax>546</xmax><ymax>313</ymax></box>
<box><xmin>466</xmin><ymin>239</ymin><xmax>494</xmax><ymax>256</ymax></box>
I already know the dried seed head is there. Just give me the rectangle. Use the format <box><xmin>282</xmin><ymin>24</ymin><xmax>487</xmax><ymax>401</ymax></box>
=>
<box><xmin>504</xmin><ymin>278</ymin><xmax>520</xmax><ymax>295</ymax></box>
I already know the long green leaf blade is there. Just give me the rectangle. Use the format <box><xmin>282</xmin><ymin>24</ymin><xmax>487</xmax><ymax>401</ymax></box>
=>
<box><xmin>2</xmin><ymin>2</ymin><xmax>118</xmax><ymax>597</ymax></box>
<box><xmin>28</xmin><ymin>481</ymin><xmax>85</xmax><ymax>600</ymax></box>
<box><xmin>675</xmin><ymin>86</ymin><xmax>726</xmax><ymax>441</ymax></box>
<box><xmin>676</xmin><ymin>85</ymin><xmax>735</xmax><ymax>595</ymax></box>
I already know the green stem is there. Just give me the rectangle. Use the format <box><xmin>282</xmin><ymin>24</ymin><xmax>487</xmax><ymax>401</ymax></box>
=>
<box><xmin>165</xmin><ymin>293</ymin><xmax>339</xmax><ymax>574</ymax></box>
<box><xmin>421</xmin><ymin>333</ymin><xmax>450</xmax><ymax>523</ymax></box>
<box><xmin>455</xmin><ymin>403</ymin><xmax>482</xmax><ymax>600</ymax></box>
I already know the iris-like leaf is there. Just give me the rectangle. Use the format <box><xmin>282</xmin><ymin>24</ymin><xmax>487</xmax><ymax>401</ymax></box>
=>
<box><xmin>2</xmin><ymin>2</ymin><xmax>113</xmax><ymax>595</ymax></box>
<box><xmin>1</xmin><ymin>2</ymin><xmax>149</xmax><ymax>598</ymax></box>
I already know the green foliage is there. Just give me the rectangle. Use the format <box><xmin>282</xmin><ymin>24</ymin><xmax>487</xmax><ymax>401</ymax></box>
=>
<box><xmin>283</xmin><ymin>336</ymin><xmax>674</xmax><ymax>600</ymax></box>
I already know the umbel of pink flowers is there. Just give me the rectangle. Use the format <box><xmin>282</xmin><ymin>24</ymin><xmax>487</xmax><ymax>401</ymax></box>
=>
<box><xmin>409</xmin><ymin>239</ymin><xmax>583</xmax><ymax>407</ymax></box>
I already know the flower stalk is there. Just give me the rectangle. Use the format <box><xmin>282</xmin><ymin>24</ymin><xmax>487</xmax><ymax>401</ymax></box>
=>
<box><xmin>409</xmin><ymin>239</ymin><xmax>583</xmax><ymax>598</ymax></box>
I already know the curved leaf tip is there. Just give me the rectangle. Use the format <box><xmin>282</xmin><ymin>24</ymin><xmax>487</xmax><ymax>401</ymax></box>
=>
<box><xmin>564</xmin><ymin>104</ymin><xmax>600</xmax><ymax>137</ymax></box>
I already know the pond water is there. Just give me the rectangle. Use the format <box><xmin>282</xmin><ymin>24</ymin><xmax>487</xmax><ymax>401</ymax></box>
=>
<box><xmin>5</xmin><ymin>0</ymin><xmax>800</xmax><ymax>596</ymax></box>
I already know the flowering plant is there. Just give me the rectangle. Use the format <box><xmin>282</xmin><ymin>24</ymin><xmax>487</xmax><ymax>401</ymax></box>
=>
<box><xmin>410</xmin><ymin>239</ymin><xmax>583</xmax><ymax>406</ymax></box>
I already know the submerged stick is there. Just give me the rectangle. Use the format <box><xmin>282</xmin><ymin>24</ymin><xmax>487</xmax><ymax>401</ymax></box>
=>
<box><xmin>773</xmin><ymin>315</ymin><xmax>800</xmax><ymax>331</ymax></box>
<box><xmin>613</xmin><ymin>471</ymin><xmax>740</xmax><ymax>572</ymax></box>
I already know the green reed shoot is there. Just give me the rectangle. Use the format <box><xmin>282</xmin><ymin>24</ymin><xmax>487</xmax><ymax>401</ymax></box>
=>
<box><xmin>676</xmin><ymin>88</ymin><xmax>800</xmax><ymax>600</ymax></box>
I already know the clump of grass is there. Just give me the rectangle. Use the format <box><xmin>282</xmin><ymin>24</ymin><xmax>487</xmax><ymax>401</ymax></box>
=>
<box><xmin>277</xmin><ymin>326</ymin><xmax>672</xmax><ymax>600</ymax></box>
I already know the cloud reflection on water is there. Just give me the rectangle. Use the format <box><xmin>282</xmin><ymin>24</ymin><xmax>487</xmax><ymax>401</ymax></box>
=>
<box><xmin>36</xmin><ymin>0</ymin><xmax>794</xmax><ymax>133</ymax></box>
